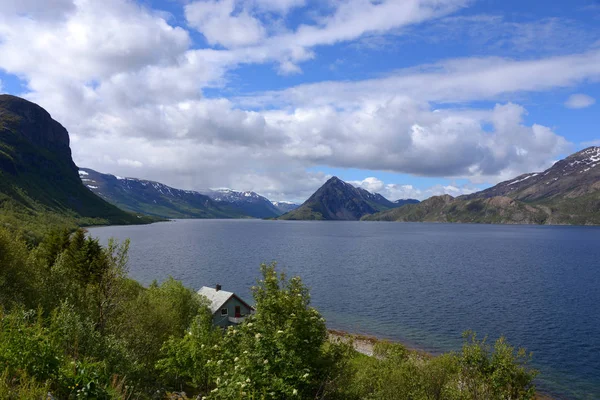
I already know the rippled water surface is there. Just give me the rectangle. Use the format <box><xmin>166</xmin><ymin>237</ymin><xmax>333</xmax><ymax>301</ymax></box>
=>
<box><xmin>89</xmin><ymin>220</ymin><xmax>600</xmax><ymax>399</ymax></box>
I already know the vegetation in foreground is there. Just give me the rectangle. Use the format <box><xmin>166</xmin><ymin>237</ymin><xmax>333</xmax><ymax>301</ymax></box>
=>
<box><xmin>0</xmin><ymin>225</ymin><xmax>538</xmax><ymax>399</ymax></box>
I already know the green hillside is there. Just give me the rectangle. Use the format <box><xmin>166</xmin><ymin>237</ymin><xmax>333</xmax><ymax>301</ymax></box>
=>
<box><xmin>0</xmin><ymin>95</ymin><xmax>156</xmax><ymax>241</ymax></box>
<box><xmin>364</xmin><ymin>147</ymin><xmax>600</xmax><ymax>225</ymax></box>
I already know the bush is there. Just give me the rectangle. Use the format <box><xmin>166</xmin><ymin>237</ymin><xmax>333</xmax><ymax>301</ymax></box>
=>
<box><xmin>0</xmin><ymin>227</ymin><xmax>540</xmax><ymax>400</ymax></box>
<box><xmin>207</xmin><ymin>263</ymin><xmax>345</xmax><ymax>399</ymax></box>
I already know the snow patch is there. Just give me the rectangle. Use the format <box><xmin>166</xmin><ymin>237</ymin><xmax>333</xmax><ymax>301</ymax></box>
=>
<box><xmin>78</xmin><ymin>170</ymin><xmax>89</xmax><ymax>176</ymax></box>
<box><xmin>507</xmin><ymin>173</ymin><xmax>537</xmax><ymax>186</ymax></box>
<box><xmin>86</xmin><ymin>185</ymin><xmax>98</xmax><ymax>189</ymax></box>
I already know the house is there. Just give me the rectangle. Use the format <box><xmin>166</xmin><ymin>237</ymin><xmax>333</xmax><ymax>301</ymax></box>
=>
<box><xmin>198</xmin><ymin>284</ymin><xmax>255</xmax><ymax>328</ymax></box>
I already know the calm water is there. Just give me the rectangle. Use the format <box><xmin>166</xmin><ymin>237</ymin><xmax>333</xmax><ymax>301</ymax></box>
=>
<box><xmin>89</xmin><ymin>220</ymin><xmax>600</xmax><ymax>399</ymax></box>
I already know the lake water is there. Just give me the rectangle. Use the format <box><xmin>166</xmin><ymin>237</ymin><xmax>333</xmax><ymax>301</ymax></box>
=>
<box><xmin>88</xmin><ymin>220</ymin><xmax>600</xmax><ymax>399</ymax></box>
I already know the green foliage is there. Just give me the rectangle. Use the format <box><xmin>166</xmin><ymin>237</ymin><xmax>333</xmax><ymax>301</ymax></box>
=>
<box><xmin>157</xmin><ymin>311</ymin><xmax>223</xmax><ymax>393</ymax></box>
<box><xmin>459</xmin><ymin>331</ymin><xmax>537</xmax><ymax>400</ymax></box>
<box><xmin>0</xmin><ymin>228</ymin><xmax>42</xmax><ymax>308</ymax></box>
<box><xmin>0</xmin><ymin>368</ymin><xmax>51</xmax><ymax>400</ymax></box>
<box><xmin>0</xmin><ymin>226</ymin><xmax>540</xmax><ymax>399</ymax></box>
<box><xmin>207</xmin><ymin>263</ymin><xmax>342</xmax><ymax>399</ymax></box>
<box><xmin>0</xmin><ymin>309</ymin><xmax>63</xmax><ymax>382</ymax></box>
<box><xmin>334</xmin><ymin>331</ymin><xmax>537</xmax><ymax>400</ymax></box>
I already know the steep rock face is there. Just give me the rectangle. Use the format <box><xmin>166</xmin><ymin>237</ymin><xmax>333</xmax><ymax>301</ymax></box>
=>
<box><xmin>0</xmin><ymin>95</ymin><xmax>146</xmax><ymax>225</ymax></box>
<box><xmin>279</xmin><ymin>176</ymin><xmax>396</xmax><ymax>220</ymax></box>
<box><xmin>0</xmin><ymin>95</ymin><xmax>72</xmax><ymax>161</ymax></box>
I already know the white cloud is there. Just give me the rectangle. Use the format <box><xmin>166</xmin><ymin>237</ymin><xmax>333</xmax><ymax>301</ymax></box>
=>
<box><xmin>117</xmin><ymin>158</ymin><xmax>143</xmax><ymax>168</ymax></box>
<box><xmin>349</xmin><ymin>177</ymin><xmax>477</xmax><ymax>200</ymax></box>
<box><xmin>0</xmin><ymin>0</ymin><xmax>190</xmax><ymax>83</ymax></box>
<box><xmin>0</xmin><ymin>0</ymin><xmax>589</xmax><ymax>202</ymax></box>
<box><xmin>0</xmin><ymin>0</ymin><xmax>76</xmax><ymax>21</ymax></box>
<box><xmin>185</xmin><ymin>0</ymin><xmax>266</xmax><ymax>48</ymax></box>
<box><xmin>564</xmin><ymin>93</ymin><xmax>596</xmax><ymax>109</ymax></box>
<box><xmin>185</xmin><ymin>0</ymin><xmax>467</xmax><ymax>70</ymax></box>
<box><xmin>581</xmin><ymin>139</ymin><xmax>600</xmax><ymax>147</ymax></box>
<box><xmin>243</xmin><ymin>50</ymin><xmax>600</xmax><ymax>108</ymax></box>
<box><xmin>252</xmin><ymin>0</ymin><xmax>306</xmax><ymax>14</ymax></box>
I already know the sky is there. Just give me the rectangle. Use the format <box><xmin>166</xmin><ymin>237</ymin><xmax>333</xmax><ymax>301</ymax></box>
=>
<box><xmin>0</xmin><ymin>0</ymin><xmax>599</xmax><ymax>202</ymax></box>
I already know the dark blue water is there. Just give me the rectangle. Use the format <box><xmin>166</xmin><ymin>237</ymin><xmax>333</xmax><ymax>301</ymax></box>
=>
<box><xmin>89</xmin><ymin>220</ymin><xmax>600</xmax><ymax>399</ymax></box>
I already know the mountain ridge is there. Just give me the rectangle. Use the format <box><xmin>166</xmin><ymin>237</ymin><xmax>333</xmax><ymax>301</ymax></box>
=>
<box><xmin>78</xmin><ymin>168</ymin><xmax>248</xmax><ymax>219</ymax></box>
<box><xmin>80</xmin><ymin>169</ymin><xmax>288</xmax><ymax>219</ymax></box>
<box><xmin>278</xmin><ymin>176</ymin><xmax>411</xmax><ymax>220</ymax></box>
<box><xmin>364</xmin><ymin>147</ymin><xmax>600</xmax><ymax>225</ymax></box>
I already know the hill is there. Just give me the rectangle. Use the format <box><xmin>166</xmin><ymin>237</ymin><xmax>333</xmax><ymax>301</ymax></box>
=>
<box><xmin>0</xmin><ymin>94</ymin><xmax>154</xmax><ymax>240</ymax></box>
<box><xmin>278</xmin><ymin>176</ymin><xmax>400</xmax><ymax>220</ymax></box>
<box><xmin>363</xmin><ymin>147</ymin><xmax>600</xmax><ymax>225</ymax></box>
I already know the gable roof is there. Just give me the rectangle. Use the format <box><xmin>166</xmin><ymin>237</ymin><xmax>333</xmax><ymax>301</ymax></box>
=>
<box><xmin>198</xmin><ymin>286</ymin><xmax>254</xmax><ymax>314</ymax></box>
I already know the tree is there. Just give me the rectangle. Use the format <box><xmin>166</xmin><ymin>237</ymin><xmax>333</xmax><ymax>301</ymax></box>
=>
<box><xmin>209</xmin><ymin>262</ymin><xmax>342</xmax><ymax>399</ymax></box>
<box><xmin>459</xmin><ymin>331</ymin><xmax>537</xmax><ymax>400</ymax></box>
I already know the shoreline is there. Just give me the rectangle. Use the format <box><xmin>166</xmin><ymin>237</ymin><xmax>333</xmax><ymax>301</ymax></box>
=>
<box><xmin>327</xmin><ymin>329</ymin><xmax>556</xmax><ymax>400</ymax></box>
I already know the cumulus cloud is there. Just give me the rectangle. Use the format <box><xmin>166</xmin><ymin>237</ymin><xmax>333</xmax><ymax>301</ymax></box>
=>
<box><xmin>185</xmin><ymin>0</ymin><xmax>266</xmax><ymax>48</ymax></box>
<box><xmin>564</xmin><ymin>93</ymin><xmax>596</xmax><ymax>109</ymax></box>
<box><xmin>0</xmin><ymin>0</ymin><xmax>76</xmax><ymax>21</ymax></box>
<box><xmin>0</xmin><ymin>0</ymin><xmax>190</xmax><ymax>84</ymax></box>
<box><xmin>0</xmin><ymin>0</ymin><xmax>590</xmax><ymax>202</ymax></box>
<box><xmin>349</xmin><ymin>177</ymin><xmax>477</xmax><ymax>200</ymax></box>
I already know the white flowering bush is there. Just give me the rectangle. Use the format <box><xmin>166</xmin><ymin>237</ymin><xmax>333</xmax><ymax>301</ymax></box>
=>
<box><xmin>208</xmin><ymin>263</ymin><xmax>344</xmax><ymax>399</ymax></box>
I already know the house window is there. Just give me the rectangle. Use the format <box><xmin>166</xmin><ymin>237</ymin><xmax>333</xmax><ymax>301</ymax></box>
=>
<box><xmin>221</xmin><ymin>308</ymin><xmax>228</xmax><ymax>316</ymax></box>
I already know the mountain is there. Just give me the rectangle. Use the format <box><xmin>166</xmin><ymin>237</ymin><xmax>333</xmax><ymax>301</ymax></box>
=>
<box><xmin>462</xmin><ymin>147</ymin><xmax>600</xmax><ymax>202</ymax></box>
<box><xmin>79</xmin><ymin>168</ymin><xmax>247</xmax><ymax>219</ymax></box>
<box><xmin>393</xmin><ymin>199</ymin><xmax>420</xmax><ymax>207</ymax></box>
<box><xmin>200</xmin><ymin>188</ymin><xmax>281</xmax><ymax>218</ymax></box>
<box><xmin>272</xmin><ymin>201</ymin><xmax>300</xmax><ymax>214</ymax></box>
<box><xmin>0</xmin><ymin>94</ymin><xmax>152</xmax><ymax>237</ymax></box>
<box><xmin>363</xmin><ymin>147</ymin><xmax>600</xmax><ymax>225</ymax></box>
<box><xmin>278</xmin><ymin>176</ymin><xmax>397</xmax><ymax>220</ymax></box>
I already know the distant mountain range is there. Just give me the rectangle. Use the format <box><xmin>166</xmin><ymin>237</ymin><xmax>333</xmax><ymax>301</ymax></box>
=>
<box><xmin>278</xmin><ymin>176</ymin><xmax>419</xmax><ymax>220</ymax></box>
<box><xmin>199</xmin><ymin>188</ymin><xmax>287</xmax><ymax>218</ymax></box>
<box><xmin>364</xmin><ymin>147</ymin><xmax>600</xmax><ymax>225</ymax></box>
<box><xmin>271</xmin><ymin>201</ymin><xmax>300</xmax><ymax>214</ymax></box>
<box><xmin>3</xmin><ymin>95</ymin><xmax>598</xmax><ymax>228</ymax></box>
<box><xmin>0</xmin><ymin>95</ymin><xmax>153</xmax><ymax>235</ymax></box>
<box><xmin>80</xmin><ymin>168</ymin><xmax>300</xmax><ymax>219</ymax></box>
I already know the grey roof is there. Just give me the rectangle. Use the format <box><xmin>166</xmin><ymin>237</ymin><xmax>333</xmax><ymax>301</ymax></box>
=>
<box><xmin>198</xmin><ymin>286</ymin><xmax>235</xmax><ymax>314</ymax></box>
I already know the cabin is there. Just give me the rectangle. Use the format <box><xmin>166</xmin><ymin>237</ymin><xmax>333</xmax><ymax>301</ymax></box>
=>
<box><xmin>198</xmin><ymin>284</ymin><xmax>255</xmax><ymax>328</ymax></box>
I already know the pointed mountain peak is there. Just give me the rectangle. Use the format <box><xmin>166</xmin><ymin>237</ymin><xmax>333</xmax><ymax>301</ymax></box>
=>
<box><xmin>325</xmin><ymin>176</ymin><xmax>344</xmax><ymax>184</ymax></box>
<box><xmin>279</xmin><ymin>176</ymin><xmax>397</xmax><ymax>220</ymax></box>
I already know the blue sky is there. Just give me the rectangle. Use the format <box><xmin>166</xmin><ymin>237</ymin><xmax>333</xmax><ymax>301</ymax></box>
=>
<box><xmin>0</xmin><ymin>0</ymin><xmax>599</xmax><ymax>201</ymax></box>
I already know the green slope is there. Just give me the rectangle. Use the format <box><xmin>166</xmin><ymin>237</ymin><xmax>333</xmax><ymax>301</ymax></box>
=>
<box><xmin>0</xmin><ymin>95</ymin><xmax>156</xmax><ymax>241</ymax></box>
<box><xmin>364</xmin><ymin>148</ymin><xmax>600</xmax><ymax>225</ymax></box>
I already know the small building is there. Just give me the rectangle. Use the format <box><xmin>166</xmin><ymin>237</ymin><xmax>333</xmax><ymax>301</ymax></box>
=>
<box><xmin>198</xmin><ymin>284</ymin><xmax>255</xmax><ymax>328</ymax></box>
